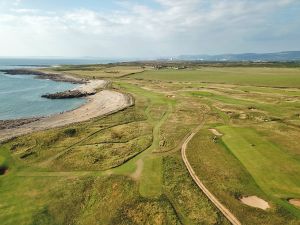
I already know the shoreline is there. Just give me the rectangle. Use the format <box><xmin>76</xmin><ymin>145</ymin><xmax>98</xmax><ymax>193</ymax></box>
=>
<box><xmin>0</xmin><ymin>69</ymin><xmax>134</xmax><ymax>143</ymax></box>
<box><xmin>0</xmin><ymin>68</ymin><xmax>87</xmax><ymax>84</ymax></box>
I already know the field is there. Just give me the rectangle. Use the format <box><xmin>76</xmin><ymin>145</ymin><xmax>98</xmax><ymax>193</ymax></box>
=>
<box><xmin>130</xmin><ymin>67</ymin><xmax>300</xmax><ymax>87</ymax></box>
<box><xmin>1</xmin><ymin>63</ymin><xmax>300</xmax><ymax>224</ymax></box>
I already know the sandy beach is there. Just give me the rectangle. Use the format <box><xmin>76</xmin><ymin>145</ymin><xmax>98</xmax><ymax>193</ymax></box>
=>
<box><xmin>0</xmin><ymin>75</ymin><xmax>134</xmax><ymax>143</ymax></box>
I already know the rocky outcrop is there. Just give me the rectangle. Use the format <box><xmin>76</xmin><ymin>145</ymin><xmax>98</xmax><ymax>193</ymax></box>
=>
<box><xmin>0</xmin><ymin>69</ymin><xmax>86</xmax><ymax>84</ymax></box>
<box><xmin>42</xmin><ymin>90</ymin><xmax>96</xmax><ymax>99</ymax></box>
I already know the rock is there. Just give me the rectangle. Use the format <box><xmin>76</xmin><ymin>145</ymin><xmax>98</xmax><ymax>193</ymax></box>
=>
<box><xmin>42</xmin><ymin>90</ymin><xmax>96</xmax><ymax>99</ymax></box>
<box><xmin>0</xmin><ymin>118</ymin><xmax>40</xmax><ymax>130</ymax></box>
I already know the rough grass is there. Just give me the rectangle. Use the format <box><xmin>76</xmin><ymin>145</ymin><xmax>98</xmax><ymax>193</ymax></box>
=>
<box><xmin>157</xmin><ymin>98</ymin><xmax>209</xmax><ymax>152</ymax></box>
<box><xmin>30</xmin><ymin>175</ymin><xmax>183</xmax><ymax>225</ymax></box>
<box><xmin>186</xmin><ymin>128</ymin><xmax>298</xmax><ymax>225</ymax></box>
<box><xmin>4</xmin><ymin>104</ymin><xmax>152</xmax><ymax>171</ymax></box>
<box><xmin>163</xmin><ymin>154</ymin><xmax>230</xmax><ymax>225</ymax></box>
<box><xmin>112</xmin><ymin>196</ymin><xmax>181</xmax><ymax>225</ymax></box>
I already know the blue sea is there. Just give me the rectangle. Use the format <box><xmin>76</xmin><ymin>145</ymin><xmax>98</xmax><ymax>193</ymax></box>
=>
<box><xmin>0</xmin><ymin>58</ymin><xmax>113</xmax><ymax>120</ymax></box>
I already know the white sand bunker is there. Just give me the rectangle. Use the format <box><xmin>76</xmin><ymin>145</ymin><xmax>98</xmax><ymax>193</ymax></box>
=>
<box><xmin>240</xmin><ymin>196</ymin><xmax>270</xmax><ymax>210</ymax></box>
<box><xmin>289</xmin><ymin>199</ymin><xmax>300</xmax><ymax>208</ymax></box>
<box><xmin>209</xmin><ymin>128</ymin><xmax>223</xmax><ymax>136</ymax></box>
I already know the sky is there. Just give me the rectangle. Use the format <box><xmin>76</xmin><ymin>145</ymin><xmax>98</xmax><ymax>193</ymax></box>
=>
<box><xmin>0</xmin><ymin>0</ymin><xmax>299</xmax><ymax>58</ymax></box>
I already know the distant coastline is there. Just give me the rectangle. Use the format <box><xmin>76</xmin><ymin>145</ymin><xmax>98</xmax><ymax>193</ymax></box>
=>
<box><xmin>0</xmin><ymin>69</ymin><xmax>86</xmax><ymax>84</ymax></box>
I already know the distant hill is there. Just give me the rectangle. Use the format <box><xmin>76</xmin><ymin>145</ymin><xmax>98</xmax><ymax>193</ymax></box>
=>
<box><xmin>176</xmin><ymin>51</ymin><xmax>300</xmax><ymax>62</ymax></box>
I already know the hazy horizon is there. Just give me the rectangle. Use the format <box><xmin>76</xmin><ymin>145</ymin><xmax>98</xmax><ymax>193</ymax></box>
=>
<box><xmin>0</xmin><ymin>50</ymin><xmax>300</xmax><ymax>60</ymax></box>
<box><xmin>0</xmin><ymin>0</ymin><xmax>299</xmax><ymax>58</ymax></box>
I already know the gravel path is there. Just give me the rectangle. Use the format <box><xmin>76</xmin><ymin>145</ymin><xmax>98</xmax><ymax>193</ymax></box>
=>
<box><xmin>181</xmin><ymin>124</ymin><xmax>241</xmax><ymax>225</ymax></box>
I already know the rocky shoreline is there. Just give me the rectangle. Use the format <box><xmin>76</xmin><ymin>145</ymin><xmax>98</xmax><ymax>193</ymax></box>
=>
<box><xmin>0</xmin><ymin>69</ymin><xmax>109</xmax><ymax>132</ymax></box>
<box><xmin>0</xmin><ymin>118</ymin><xmax>41</xmax><ymax>130</ymax></box>
<box><xmin>42</xmin><ymin>89</ymin><xmax>96</xmax><ymax>99</ymax></box>
<box><xmin>0</xmin><ymin>69</ymin><xmax>86</xmax><ymax>84</ymax></box>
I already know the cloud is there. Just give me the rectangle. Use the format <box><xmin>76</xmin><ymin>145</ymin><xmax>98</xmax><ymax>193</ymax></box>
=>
<box><xmin>0</xmin><ymin>0</ymin><xmax>299</xmax><ymax>57</ymax></box>
<box><xmin>11</xmin><ymin>8</ymin><xmax>39</xmax><ymax>13</ymax></box>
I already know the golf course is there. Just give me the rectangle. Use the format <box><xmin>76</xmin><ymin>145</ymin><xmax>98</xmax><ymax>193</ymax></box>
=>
<box><xmin>1</xmin><ymin>62</ymin><xmax>300</xmax><ymax>225</ymax></box>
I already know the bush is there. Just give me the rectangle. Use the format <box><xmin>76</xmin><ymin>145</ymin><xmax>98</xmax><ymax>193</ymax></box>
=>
<box><xmin>63</xmin><ymin>128</ymin><xmax>77</xmax><ymax>137</ymax></box>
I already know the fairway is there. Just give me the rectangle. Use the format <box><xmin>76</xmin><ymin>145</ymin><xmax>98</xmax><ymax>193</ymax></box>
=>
<box><xmin>218</xmin><ymin>126</ymin><xmax>300</xmax><ymax>212</ymax></box>
<box><xmin>130</xmin><ymin>67</ymin><xmax>300</xmax><ymax>87</ymax></box>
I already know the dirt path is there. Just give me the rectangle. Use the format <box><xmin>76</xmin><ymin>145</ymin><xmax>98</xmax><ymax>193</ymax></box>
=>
<box><xmin>181</xmin><ymin>124</ymin><xmax>242</xmax><ymax>225</ymax></box>
<box><xmin>130</xmin><ymin>159</ymin><xmax>144</xmax><ymax>180</ymax></box>
<box><xmin>0</xmin><ymin>82</ymin><xmax>134</xmax><ymax>143</ymax></box>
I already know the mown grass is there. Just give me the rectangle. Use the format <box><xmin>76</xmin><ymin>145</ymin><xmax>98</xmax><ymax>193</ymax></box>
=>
<box><xmin>186</xmin><ymin>128</ymin><xmax>299</xmax><ymax>224</ymax></box>
<box><xmin>219</xmin><ymin>126</ymin><xmax>300</xmax><ymax>215</ymax></box>
<box><xmin>130</xmin><ymin>67</ymin><xmax>300</xmax><ymax>87</ymax></box>
<box><xmin>139</xmin><ymin>156</ymin><xmax>163</xmax><ymax>198</ymax></box>
<box><xmin>44</xmin><ymin>65</ymin><xmax>147</xmax><ymax>79</ymax></box>
<box><xmin>0</xmin><ymin>170</ymin><xmax>63</xmax><ymax>225</ymax></box>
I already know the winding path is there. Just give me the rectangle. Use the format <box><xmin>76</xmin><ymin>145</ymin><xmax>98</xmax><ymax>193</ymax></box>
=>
<box><xmin>181</xmin><ymin>124</ymin><xmax>242</xmax><ymax>225</ymax></box>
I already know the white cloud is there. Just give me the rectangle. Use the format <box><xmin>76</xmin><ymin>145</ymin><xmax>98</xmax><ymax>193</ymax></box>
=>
<box><xmin>0</xmin><ymin>0</ymin><xmax>299</xmax><ymax>57</ymax></box>
<box><xmin>11</xmin><ymin>8</ymin><xmax>39</xmax><ymax>13</ymax></box>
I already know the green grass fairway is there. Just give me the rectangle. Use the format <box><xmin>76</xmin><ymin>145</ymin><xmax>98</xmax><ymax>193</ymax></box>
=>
<box><xmin>218</xmin><ymin>126</ymin><xmax>300</xmax><ymax>215</ymax></box>
<box><xmin>139</xmin><ymin>156</ymin><xmax>162</xmax><ymax>197</ymax></box>
<box><xmin>130</xmin><ymin>67</ymin><xmax>300</xmax><ymax>87</ymax></box>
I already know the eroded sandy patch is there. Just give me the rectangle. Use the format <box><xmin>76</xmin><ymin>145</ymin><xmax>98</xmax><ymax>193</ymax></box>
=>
<box><xmin>240</xmin><ymin>196</ymin><xmax>270</xmax><ymax>210</ymax></box>
<box><xmin>289</xmin><ymin>199</ymin><xmax>300</xmax><ymax>207</ymax></box>
<box><xmin>130</xmin><ymin>159</ymin><xmax>144</xmax><ymax>180</ymax></box>
<box><xmin>209</xmin><ymin>128</ymin><xmax>223</xmax><ymax>136</ymax></box>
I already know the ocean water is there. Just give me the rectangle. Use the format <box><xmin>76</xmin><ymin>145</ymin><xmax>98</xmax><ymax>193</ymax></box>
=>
<box><xmin>0</xmin><ymin>57</ymin><xmax>118</xmax><ymax>68</ymax></box>
<box><xmin>0</xmin><ymin>58</ymin><xmax>105</xmax><ymax>120</ymax></box>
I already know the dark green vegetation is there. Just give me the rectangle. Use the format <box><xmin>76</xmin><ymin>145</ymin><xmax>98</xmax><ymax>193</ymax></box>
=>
<box><xmin>1</xmin><ymin>63</ymin><xmax>300</xmax><ymax>224</ymax></box>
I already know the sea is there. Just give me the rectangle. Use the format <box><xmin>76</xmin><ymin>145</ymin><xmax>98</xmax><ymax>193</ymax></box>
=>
<box><xmin>0</xmin><ymin>58</ymin><xmax>115</xmax><ymax>120</ymax></box>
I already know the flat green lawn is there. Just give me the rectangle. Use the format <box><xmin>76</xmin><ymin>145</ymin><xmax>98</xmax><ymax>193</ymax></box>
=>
<box><xmin>218</xmin><ymin>126</ymin><xmax>300</xmax><ymax>215</ymax></box>
<box><xmin>130</xmin><ymin>67</ymin><xmax>300</xmax><ymax>87</ymax></box>
<box><xmin>139</xmin><ymin>156</ymin><xmax>162</xmax><ymax>197</ymax></box>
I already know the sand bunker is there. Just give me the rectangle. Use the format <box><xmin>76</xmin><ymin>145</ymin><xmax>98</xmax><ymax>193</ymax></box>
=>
<box><xmin>240</xmin><ymin>196</ymin><xmax>270</xmax><ymax>210</ymax></box>
<box><xmin>289</xmin><ymin>199</ymin><xmax>300</xmax><ymax>207</ymax></box>
<box><xmin>209</xmin><ymin>128</ymin><xmax>223</xmax><ymax>136</ymax></box>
